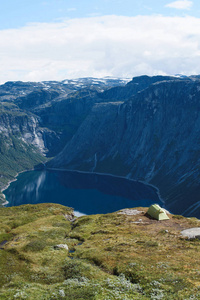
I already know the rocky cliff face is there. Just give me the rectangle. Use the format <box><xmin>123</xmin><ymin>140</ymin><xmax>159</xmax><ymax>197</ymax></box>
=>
<box><xmin>0</xmin><ymin>111</ymin><xmax>44</xmax><ymax>152</ymax></box>
<box><xmin>50</xmin><ymin>78</ymin><xmax>200</xmax><ymax>217</ymax></box>
<box><xmin>0</xmin><ymin>77</ymin><xmax>128</xmax><ymax>157</ymax></box>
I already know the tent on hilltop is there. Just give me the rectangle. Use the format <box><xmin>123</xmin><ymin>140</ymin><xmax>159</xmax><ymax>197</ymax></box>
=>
<box><xmin>147</xmin><ymin>204</ymin><xmax>169</xmax><ymax>221</ymax></box>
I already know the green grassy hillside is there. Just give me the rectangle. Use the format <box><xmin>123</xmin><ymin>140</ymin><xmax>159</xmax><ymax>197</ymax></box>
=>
<box><xmin>0</xmin><ymin>203</ymin><xmax>199</xmax><ymax>299</ymax></box>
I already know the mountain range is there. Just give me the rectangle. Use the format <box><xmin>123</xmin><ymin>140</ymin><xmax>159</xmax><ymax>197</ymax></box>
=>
<box><xmin>1</xmin><ymin>75</ymin><xmax>200</xmax><ymax>218</ymax></box>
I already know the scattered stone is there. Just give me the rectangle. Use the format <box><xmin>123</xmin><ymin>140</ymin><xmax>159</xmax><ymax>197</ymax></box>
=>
<box><xmin>63</xmin><ymin>214</ymin><xmax>74</xmax><ymax>221</ymax></box>
<box><xmin>70</xmin><ymin>218</ymin><xmax>77</xmax><ymax>223</ymax></box>
<box><xmin>132</xmin><ymin>221</ymin><xmax>143</xmax><ymax>224</ymax></box>
<box><xmin>118</xmin><ymin>209</ymin><xmax>143</xmax><ymax>216</ymax></box>
<box><xmin>181</xmin><ymin>228</ymin><xmax>200</xmax><ymax>239</ymax></box>
<box><xmin>54</xmin><ymin>244</ymin><xmax>69</xmax><ymax>251</ymax></box>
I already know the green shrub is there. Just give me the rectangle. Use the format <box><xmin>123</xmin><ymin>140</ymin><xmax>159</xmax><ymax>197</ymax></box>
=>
<box><xmin>63</xmin><ymin>259</ymin><xmax>93</xmax><ymax>280</ymax></box>
<box><xmin>24</xmin><ymin>240</ymin><xmax>46</xmax><ymax>252</ymax></box>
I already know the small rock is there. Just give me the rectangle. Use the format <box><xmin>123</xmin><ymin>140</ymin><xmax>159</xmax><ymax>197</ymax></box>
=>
<box><xmin>63</xmin><ymin>214</ymin><xmax>74</xmax><ymax>221</ymax></box>
<box><xmin>118</xmin><ymin>209</ymin><xmax>143</xmax><ymax>216</ymax></box>
<box><xmin>54</xmin><ymin>244</ymin><xmax>69</xmax><ymax>251</ymax></box>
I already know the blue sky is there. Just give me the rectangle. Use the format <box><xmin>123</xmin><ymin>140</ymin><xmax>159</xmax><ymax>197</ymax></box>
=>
<box><xmin>1</xmin><ymin>0</ymin><xmax>199</xmax><ymax>29</ymax></box>
<box><xmin>0</xmin><ymin>0</ymin><xmax>200</xmax><ymax>82</ymax></box>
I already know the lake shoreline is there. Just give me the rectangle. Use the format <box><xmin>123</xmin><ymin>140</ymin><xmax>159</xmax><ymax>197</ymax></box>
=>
<box><xmin>46</xmin><ymin>167</ymin><xmax>165</xmax><ymax>205</ymax></box>
<box><xmin>1</xmin><ymin>168</ymin><xmax>35</xmax><ymax>207</ymax></box>
<box><xmin>2</xmin><ymin>166</ymin><xmax>164</xmax><ymax>211</ymax></box>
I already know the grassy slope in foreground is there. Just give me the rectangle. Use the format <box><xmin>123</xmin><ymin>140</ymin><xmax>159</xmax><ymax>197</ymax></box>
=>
<box><xmin>0</xmin><ymin>203</ymin><xmax>200</xmax><ymax>300</ymax></box>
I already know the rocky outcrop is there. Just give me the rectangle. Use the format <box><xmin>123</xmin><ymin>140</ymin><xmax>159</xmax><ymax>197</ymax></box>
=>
<box><xmin>0</xmin><ymin>111</ymin><xmax>48</xmax><ymax>154</ymax></box>
<box><xmin>181</xmin><ymin>228</ymin><xmax>200</xmax><ymax>239</ymax></box>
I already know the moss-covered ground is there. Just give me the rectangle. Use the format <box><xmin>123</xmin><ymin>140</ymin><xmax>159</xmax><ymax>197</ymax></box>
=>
<box><xmin>0</xmin><ymin>203</ymin><xmax>199</xmax><ymax>299</ymax></box>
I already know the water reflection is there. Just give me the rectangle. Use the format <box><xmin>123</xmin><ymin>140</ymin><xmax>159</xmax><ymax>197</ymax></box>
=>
<box><xmin>5</xmin><ymin>170</ymin><xmax>162</xmax><ymax>215</ymax></box>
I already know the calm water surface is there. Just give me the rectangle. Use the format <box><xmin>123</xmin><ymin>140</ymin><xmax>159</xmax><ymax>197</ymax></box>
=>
<box><xmin>4</xmin><ymin>170</ymin><xmax>162</xmax><ymax>216</ymax></box>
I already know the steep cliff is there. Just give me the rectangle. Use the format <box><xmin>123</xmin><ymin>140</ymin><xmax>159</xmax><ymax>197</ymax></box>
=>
<box><xmin>0</xmin><ymin>108</ymin><xmax>46</xmax><ymax>196</ymax></box>
<box><xmin>50</xmin><ymin>78</ymin><xmax>200</xmax><ymax>217</ymax></box>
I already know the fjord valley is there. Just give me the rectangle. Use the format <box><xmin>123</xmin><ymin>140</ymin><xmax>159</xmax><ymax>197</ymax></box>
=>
<box><xmin>1</xmin><ymin>75</ymin><xmax>200</xmax><ymax>299</ymax></box>
<box><xmin>0</xmin><ymin>77</ymin><xmax>128</xmax><ymax>204</ymax></box>
<box><xmin>1</xmin><ymin>75</ymin><xmax>200</xmax><ymax>218</ymax></box>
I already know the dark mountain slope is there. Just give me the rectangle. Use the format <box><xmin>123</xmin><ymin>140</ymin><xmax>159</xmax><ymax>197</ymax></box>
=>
<box><xmin>98</xmin><ymin>75</ymin><xmax>184</xmax><ymax>101</ymax></box>
<box><xmin>49</xmin><ymin>79</ymin><xmax>200</xmax><ymax>217</ymax></box>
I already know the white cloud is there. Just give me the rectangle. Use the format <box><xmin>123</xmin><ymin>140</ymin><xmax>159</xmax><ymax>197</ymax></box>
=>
<box><xmin>0</xmin><ymin>15</ymin><xmax>200</xmax><ymax>83</ymax></box>
<box><xmin>165</xmin><ymin>0</ymin><xmax>193</xmax><ymax>10</ymax></box>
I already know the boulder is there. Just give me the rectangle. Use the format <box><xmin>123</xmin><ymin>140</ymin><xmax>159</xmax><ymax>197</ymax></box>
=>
<box><xmin>54</xmin><ymin>244</ymin><xmax>69</xmax><ymax>251</ymax></box>
<box><xmin>181</xmin><ymin>228</ymin><xmax>200</xmax><ymax>239</ymax></box>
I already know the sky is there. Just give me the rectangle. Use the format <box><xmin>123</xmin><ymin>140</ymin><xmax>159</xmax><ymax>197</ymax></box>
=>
<box><xmin>0</xmin><ymin>0</ymin><xmax>200</xmax><ymax>83</ymax></box>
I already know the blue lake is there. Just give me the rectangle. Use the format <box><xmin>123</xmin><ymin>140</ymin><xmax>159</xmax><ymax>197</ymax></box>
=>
<box><xmin>4</xmin><ymin>170</ymin><xmax>162</xmax><ymax>216</ymax></box>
